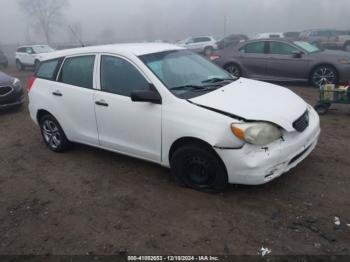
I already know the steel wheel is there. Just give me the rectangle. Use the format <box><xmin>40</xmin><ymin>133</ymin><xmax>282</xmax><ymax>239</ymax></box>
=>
<box><xmin>42</xmin><ymin>120</ymin><xmax>61</xmax><ymax>149</ymax></box>
<box><xmin>225</xmin><ymin>64</ymin><xmax>241</xmax><ymax>78</ymax></box>
<box><xmin>312</xmin><ymin>66</ymin><xmax>337</xmax><ymax>87</ymax></box>
<box><xmin>184</xmin><ymin>155</ymin><xmax>215</xmax><ymax>187</ymax></box>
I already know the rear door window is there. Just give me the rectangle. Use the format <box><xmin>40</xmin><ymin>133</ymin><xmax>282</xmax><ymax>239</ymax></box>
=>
<box><xmin>59</xmin><ymin>55</ymin><xmax>95</xmax><ymax>89</ymax></box>
<box><xmin>269</xmin><ymin>41</ymin><xmax>298</xmax><ymax>55</ymax></box>
<box><xmin>240</xmin><ymin>42</ymin><xmax>266</xmax><ymax>54</ymax></box>
<box><xmin>36</xmin><ymin>58</ymin><xmax>62</xmax><ymax>80</ymax></box>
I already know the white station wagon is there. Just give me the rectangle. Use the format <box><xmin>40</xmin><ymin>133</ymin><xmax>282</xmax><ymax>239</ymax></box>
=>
<box><xmin>28</xmin><ymin>43</ymin><xmax>320</xmax><ymax>192</ymax></box>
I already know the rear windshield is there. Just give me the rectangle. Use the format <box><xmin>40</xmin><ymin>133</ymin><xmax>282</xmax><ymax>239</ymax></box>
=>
<box><xmin>36</xmin><ymin>58</ymin><xmax>62</xmax><ymax>80</ymax></box>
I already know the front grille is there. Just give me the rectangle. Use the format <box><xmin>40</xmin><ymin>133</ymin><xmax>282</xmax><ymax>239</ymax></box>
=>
<box><xmin>0</xmin><ymin>86</ymin><xmax>13</xmax><ymax>96</ymax></box>
<box><xmin>293</xmin><ymin>110</ymin><xmax>309</xmax><ymax>132</ymax></box>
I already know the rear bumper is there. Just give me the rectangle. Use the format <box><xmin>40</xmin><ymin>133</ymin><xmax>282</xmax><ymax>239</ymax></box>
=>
<box><xmin>215</xmin><ymin>107</ymin><xmax>320</xmax><ymax>185</ymax></box>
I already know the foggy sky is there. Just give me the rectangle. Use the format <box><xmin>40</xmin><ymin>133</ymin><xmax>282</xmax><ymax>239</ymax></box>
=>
<box><xmin>0</xmin><ymin>0</ymin><xmax>350</xmax><ymax>45</ymax></box>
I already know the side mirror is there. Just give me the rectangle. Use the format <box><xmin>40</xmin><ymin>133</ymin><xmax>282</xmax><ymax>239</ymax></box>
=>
<box><xmin>292</xmin><ymin>51</ymin><xmax>303</xmax><ymax>58</ymax></box>
<box><xmin>131</xmin><ymin>88</ymin><xmax>162</xmax><ymax>104</ymax></box>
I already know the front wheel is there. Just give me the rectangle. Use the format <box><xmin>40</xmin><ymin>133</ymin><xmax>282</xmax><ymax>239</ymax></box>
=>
<box><xmin>170</xmin><ymin>144</ymin><xmax>228</xmax><ymax>193</ymax></box>
<box><xmin>310</xmin><ymin>65</ymin><xmax>338</xmax><ymax>87</ymax></box>
<box><xmin>39</xmin><ymin>115</ymin><xmax>71</xmax><ymax>152</ymax></box>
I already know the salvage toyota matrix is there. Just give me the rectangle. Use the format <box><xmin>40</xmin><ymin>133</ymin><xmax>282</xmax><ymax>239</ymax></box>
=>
<box><xmin>28</xmin><ymin>43</ymin><xmax>320</xmax><ymax>192</ymax></box>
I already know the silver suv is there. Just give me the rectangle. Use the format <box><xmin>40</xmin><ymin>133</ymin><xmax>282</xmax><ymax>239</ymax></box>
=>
<box><xmin>178</xmin><ymin>36</ymin><xmax>217</xmax><ymax>56</ymax></box>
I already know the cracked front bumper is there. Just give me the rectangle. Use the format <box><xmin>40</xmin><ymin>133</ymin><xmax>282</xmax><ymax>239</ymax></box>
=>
<box><xmin>215</xmin><ymin>107</ymin><xmax>321</xmax><ymax>185</ymax></box>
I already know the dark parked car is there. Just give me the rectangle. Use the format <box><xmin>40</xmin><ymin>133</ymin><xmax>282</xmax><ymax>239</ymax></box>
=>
<box><xmin>0</xmin><ymin>48</ymin><xmax>8</xmax><ymax>68</ymax></box>
<box><xmin>0</xmin><ymin>71</ymin><xmax>24</xmax><ymax>109</ymax></box>
<box><xmin>217</xmin><ymin>34</ymin><xmax>249</xmax><ymax>49</ymax></box>
<box><xmin>210</xmin><ymin>39</ymin><xmax>350</xmax><ymax>87</ymax></box>
<box><xmin>284</xmin><ymin>32</ymin><xmax>301</xmax><ymax>41</ymax></box>
<box><xmin>299</xmin><ymin>29</ymin><xmax>343</xmax><ymax>49</ymax></box>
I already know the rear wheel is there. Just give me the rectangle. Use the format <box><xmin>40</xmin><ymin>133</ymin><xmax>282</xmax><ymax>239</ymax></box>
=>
<box><xmin>170</xmin><ymin>144</ymin><xmax>228</xmax><ymax>193</ymax></box>
<box><xmin>16</xmin><ymin>60</ymin><xmax>23</xmax><ymax>71</ymax></box>
<box><xmin>224</xmin><ymin>63</ymin><xmax>241</xmax><ymax>78</ymax></box>
<box><xmin>34</xmin><ymin>60</ymin><xmax>40</xmax><ymax>70</ymax></box>
<box><xmin>39</xmin><ymin>115</ymin><xmax>71</xmax><ymax>152</ymax></box>
<box><xmin>310</xmin><ymin>65</ymin><xmax>338</xmax><ymax>87</ymax></box>
<box><xmin>204</xmin><ymin>46</ymin><xmax>214</xmax><ymax>56</ymax></box>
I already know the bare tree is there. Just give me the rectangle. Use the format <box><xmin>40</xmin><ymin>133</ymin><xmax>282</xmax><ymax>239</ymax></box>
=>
<box><xmin>67</xmin><ymin>22</ymin><xmax>84</xmax><ymax>46</ymax></box>
<box><xmin>18</xmin><ymin>0</ymin><xmax>69</xmax><ymax>44</ymax></box>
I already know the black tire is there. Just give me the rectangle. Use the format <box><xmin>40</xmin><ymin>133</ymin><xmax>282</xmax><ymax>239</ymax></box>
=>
<box><xmin>224</xmin><ymin>63</ymin><xmax>241</xmax><ymax>78</ymax></box>
<box><xmin>310</xmin><ymin>65</ymin><xmax>338</xmax><ymax>88</ymax></box>
<box><xmin>204</xmin><ymin>46</ymin><xmax>214</xmax><ymax>56</ymax></box>
<box><xmin>16</xmin><ymin>60</ymin><xmax>23</xmax><ymax>71</ymax></box>
<box><xmin>170</xmin><ymin>144</ymin><xmax>228</xmax><ymax>193</ymax></box>
<box><xmin>34</xmin><ymin>60</ymin><xmax>40</xmax><ymax>70</ymax></box>
<box><xmin>314</xmin><ymin>103</ymin><xmax>330</xmax><ymax>115</ymax></box>
<box><xmin>344</xmin><ymin>42</ymin><xmax>350</xmax><ymax>52</ymax></box>
<box><xmin>39</xmin><ymin>114</ymin><xmax>71</xmax><ymax>152</ymax></box>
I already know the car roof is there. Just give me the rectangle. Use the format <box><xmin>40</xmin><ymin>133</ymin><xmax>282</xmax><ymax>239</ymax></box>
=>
<box><xmin>41</xmin><ymin>43</ymin><xmax>184</xmax><ymax>61</ymax></box>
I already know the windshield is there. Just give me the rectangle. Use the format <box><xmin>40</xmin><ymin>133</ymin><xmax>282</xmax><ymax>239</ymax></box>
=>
<box><xmin>294</xmin><ymin>41</ymin><xmax>320</xmax><ymax>53</ymax></box>
<box><xmin>32</xmin><ymin>45</ymin><xmax>54</xmax><ymax>54</ymax></box>
<box><xmin>139</xmin><ymin>50</ymin><xmax>235</xmax><ymax>98</ymax></box>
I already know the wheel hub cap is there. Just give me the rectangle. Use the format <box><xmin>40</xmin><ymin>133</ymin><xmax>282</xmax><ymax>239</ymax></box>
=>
<box><xmin>42</xmin><ymin>120</ymin><xmax>61</xmax><ymax>149</ymax></box>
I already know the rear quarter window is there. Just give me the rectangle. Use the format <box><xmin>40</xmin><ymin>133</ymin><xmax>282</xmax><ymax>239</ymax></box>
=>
<box><xmin>35</xmin><ymin>58</ymin><xmax>62</xmax><ymax>80</ymax></box>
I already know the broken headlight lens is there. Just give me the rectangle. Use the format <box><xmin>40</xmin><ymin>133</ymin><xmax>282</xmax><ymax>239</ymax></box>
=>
<box><xmin>231</xmin><ymin>122</ymin><xmax>283</xmax><ymax>145</ymax></box>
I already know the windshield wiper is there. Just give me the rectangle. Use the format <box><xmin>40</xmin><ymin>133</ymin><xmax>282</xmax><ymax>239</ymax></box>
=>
<box><xmin>170</xmin><ymin>85</ymin><xmax>208</xmax><ymax>91</ymax></box>
<box><xmin>202</xmin><ymin>77</ymin><xmax>237</xmax><ymax>84</ymax></box>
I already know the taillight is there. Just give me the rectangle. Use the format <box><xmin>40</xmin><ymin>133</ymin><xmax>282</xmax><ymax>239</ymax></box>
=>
<box><xmin>210</xmin><ymin>55</ymin><xmax>221</xmax><ymax>61</ymax></box>
<box><xmin>27</xmin><ymin>76</ymin><xmax>36</xmax><ymax>92</ymax></box>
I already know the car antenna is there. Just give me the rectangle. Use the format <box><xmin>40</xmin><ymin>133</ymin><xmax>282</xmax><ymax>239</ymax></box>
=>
<box><xmin>68</xmin><ymin>25</ymin><xmax>85</xmax><ymax>47</ymax></box>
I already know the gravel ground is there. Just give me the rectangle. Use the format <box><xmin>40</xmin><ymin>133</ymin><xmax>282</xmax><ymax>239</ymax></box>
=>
<box><xmin>0</xmin><ymin>67</ymin><xmax>349</xmax><ymax>256</ymax></box>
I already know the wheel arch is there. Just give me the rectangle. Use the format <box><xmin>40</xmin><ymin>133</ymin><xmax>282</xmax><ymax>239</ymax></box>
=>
<box><xmin>168</xmin><ymin>136</ymin><xmax>221</xmax><ymax>163</ymax></box>
<box><xmin>309</xmin><ymin>63</ymin><xmax>339</xmax><ymax>82</ymax></box>
<box><xmin>37</xmin><ymin>109</ymin><xmax>55</xmax><ymax>124</ymax></box>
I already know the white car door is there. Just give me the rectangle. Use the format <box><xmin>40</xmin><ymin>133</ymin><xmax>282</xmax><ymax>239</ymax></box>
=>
<box><xmin>94</xmin><ymin>54</ymin><xmax>162</xmax><ymax>162</ymax></box>
<box><xmin>49</xmin><ymin>54</ymin><xmax>99</xmax><ymax>145</ymax></box>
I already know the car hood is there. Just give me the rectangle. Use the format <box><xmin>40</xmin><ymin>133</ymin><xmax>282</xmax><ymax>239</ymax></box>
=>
<box><xmin>0</xmin><ymin>71</ymin><xmax>13</xmax><ymax>86</ymax></box>
<box><xmin>314</xmin><ymin>49</ymin><xmax>350</xmax><ymax>59</ymax></box>
<box><xmin>189</xmin><ymin>78</ymin><xmax>307</xmax><ymax>132</ymax></box>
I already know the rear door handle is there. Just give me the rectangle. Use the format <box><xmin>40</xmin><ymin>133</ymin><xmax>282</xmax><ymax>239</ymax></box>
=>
<box><xmin>95</xmin><ymin>100</ymin><xmax>109</xmax><ymax>107</ymax></box>
<box><xmin>52</xmin><ymin>91</ymin><xmax>63</xmax><ymax>97</ymax></box>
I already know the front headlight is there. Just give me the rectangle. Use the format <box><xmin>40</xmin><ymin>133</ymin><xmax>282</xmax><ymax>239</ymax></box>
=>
<box><xmin>12</xmin><ymin>78</ymin><xmax>20</xmax><ymax>86</ymax></box>
<box><xmin>231</xmin><ymin>122</ymin><xmax>283</xmax><ymax>146</ymax></box>
<box><xmin>338</xmin><ymin>59</ymin><xmax>350</xmax><ymax>64</ymax></box>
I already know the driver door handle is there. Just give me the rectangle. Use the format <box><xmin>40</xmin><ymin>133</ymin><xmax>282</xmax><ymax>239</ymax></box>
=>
<box><xmin>95</xmin><ymin>100</ymin><xmax>109</xmax><ymax>107</ymax></box>
<box><xmin>52</xmin><ymin>91</ymin><xmax>63</xmax><ymax>97</ymax></box>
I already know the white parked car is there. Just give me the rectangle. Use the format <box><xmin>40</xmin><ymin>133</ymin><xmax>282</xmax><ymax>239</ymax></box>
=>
<box><xmin>15</xmin><ymin>45</ymin><xmax>54</xmax><ymax>71</ymax></box>
<box><xmin>28</xmin><ymin>43</ymin><xmax>320</xmax><ymax>192</ymax></box>
<box><xmin>253</xmin><ymin>32</ymin><xmax>284</xmax><ymax>39</ymax></box>
<box><xmin>178</xmin><ymin>36</ymin><xmax>217</xmax><ymax>56</ymax></box>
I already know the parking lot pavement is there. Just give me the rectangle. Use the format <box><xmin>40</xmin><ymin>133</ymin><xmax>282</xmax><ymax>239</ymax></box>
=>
<box><xmin>0</xmin><ymin>67</ymin><xmax>350</xmax><ymax>255</ymax></box>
